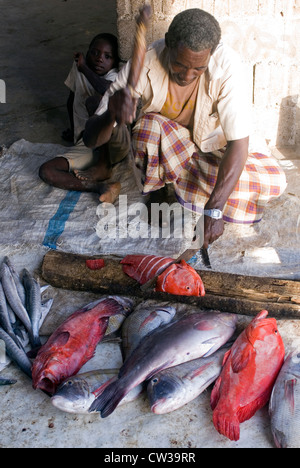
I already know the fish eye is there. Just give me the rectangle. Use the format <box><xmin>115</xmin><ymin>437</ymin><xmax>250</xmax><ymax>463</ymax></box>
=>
<box><xmin>186</xmin><ymin>286</ymin><xmax>190</xmax><ymax>290</ymax></box>
<box><xmin>152</xmin><ymin>378</ymin><xmax>159</xmax><ymax>384</ymax></box>
<box><xmin>274</xmin><ymin>329</ymin><xmax>278</xmax><ymax>334</ymax></box>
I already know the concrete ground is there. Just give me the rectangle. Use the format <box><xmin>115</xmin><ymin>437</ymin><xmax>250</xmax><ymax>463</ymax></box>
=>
<box><xmin>0</xmin><ymin>0</ymin><xmax>300</xmax><ymax>450</ymax></box>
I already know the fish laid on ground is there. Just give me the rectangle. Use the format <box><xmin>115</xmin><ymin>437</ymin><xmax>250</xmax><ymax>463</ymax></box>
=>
<box><xmin>0</xmin><ymin>262</ymin><xmax>35</xmax><ymax>346</ymax></box>
<box><xmin>51</xmin><ymin>368</ymin><xmax>141</xmax><ymax>414</ymax></box>
<box><xmin>147</xmin><ymin>343</ymin><xmax>232</xmax><ymax>414</ymax></box>
<box><xmin>89</xmin><ymin>310</ymin><xmax>237</xmax><ymax>417</ymax></box>
<box><xmin>3</xmin><ymin>257</ymin><xmax>26</xmax><ymax>306</ymax></box>
<box><xmin>210</xmin><ymin>310</ymin><xmax>285</xmax><ymax>442</ymax></box>
<box><xmin>22</xmin><ymin>268</ymin><xmax>42</xmax><ymax>348</ymax></box>
<box><xmin>121</xmin><ymin>254</ymin><xmax>205</xmax><ymax>296</ymax></box>
<box><xmin>32</xmin><ymin>296</ymin><xmax>133</xmax><ymax>395</ymax></box>
<box><xmin>121</xmin><ymin>302</ymin><xmax>177</xmax><ymax>359</ymax></box>
<box><xmin>0</xmin><ymin>282</ymin><xmax>21</xmax><ymax>347</ymax></box>
<box><xmin>0</xmin><ymin>326</ymin><xmax>32</xmax><ymax>378</ymax></box>
<box><xmin>51</xmin><ymin>302</ymin><xmax>175</xmax><ymax>414</ymax></box>
<box><xmin>0</xmin><ymin>376</ymin><xmax>17</xmax><ymax>385</ymax></box>
<box><xmin>269</xmin><ymin>349</ymin><xmax>300</xmax><ymax>448</ymax></box>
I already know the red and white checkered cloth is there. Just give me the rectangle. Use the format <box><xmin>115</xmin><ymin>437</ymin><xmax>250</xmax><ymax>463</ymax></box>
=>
<box><xmin>132</xmin><ymin>113</ymin><xmax>287</xmax><ymax>224</ymax></box>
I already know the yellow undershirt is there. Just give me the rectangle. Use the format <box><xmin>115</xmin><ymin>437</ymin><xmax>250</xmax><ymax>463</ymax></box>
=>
<box><xmin>160</xmin><ymin>76</ymin><xmax>200</xmax><ymax>131</ymax></box>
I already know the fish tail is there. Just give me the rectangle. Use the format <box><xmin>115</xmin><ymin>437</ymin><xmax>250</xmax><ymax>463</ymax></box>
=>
<box><xmin>89</xmin><ymin>378</ymin><xmax>128</xmax><ymax>417</ymax></box>
<box><xmin>213</xmin><ymin>409</ymin><xmax>240</xmax><ymax>441</ymax></box>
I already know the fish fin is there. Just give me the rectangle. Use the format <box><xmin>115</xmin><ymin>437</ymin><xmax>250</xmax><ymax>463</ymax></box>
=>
<box><xmin>237</xmin><ymin>387</ymin><xmax>272</xmax><ymax>424</ymax></box>
<box><xmin>210</xmin><ymin>375</ymin><xmax>222</xmax><ymax>410</ymax></box>
<box><xmin>222</xmin><ymin>349</ymin><xmax>232</xmax><ymax>366</ymax></box>
<box><xmin>213</xmin><ymin>409</ymin><xmax>240</xmax><ymax>441</ymax></box>
<box><xmin>185</xmin><ymin>362</ymin><xmax>212</xmax><ymax>380</ymax></box>
<box><xmin>89</xmin><ymin>379</ymin><xmax>128</xmax><ymax>417</ymax></box>
<box><xmin>231</xmin><ymin>343</ymin><xmax>254</xmax><ymax>373</ymax></box>
<box><xmin>284</xmin><ymin>378</ymin><xmax>297</xmax><ymax>413</ymax></box>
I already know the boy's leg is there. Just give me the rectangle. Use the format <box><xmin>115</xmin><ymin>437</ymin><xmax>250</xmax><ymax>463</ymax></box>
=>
<box><xmin>39</xmin><ymin>156</ymin><xmax>120</xmax><ymax>203</ymax></box>
<box><xmin>74</xmin><ymin>144</ymin><xmax>112</xmax><ymax>182</ymax></box>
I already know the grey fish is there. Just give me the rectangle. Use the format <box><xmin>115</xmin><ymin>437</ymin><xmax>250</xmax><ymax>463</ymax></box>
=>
<box><xmin>22</xmin><ymin>269</ymin><xmax>42</xmax><ymax>348</ymax></box>
<box><xmin>0</xmin><ymin>282</ymin><xmax>19</xmax><ymax>343</ymax></box>
<box><xmin>269</xmin><ymin>349</ymin><xmax>300</xmax><ymax>448</ymax></box>
<box><xmin>89</xmin><ymin>310</ymin><xmax>237</xmax><ymax>417</ymax></box>
<box><xmin>121</xmin><ymin>302</ymin><xmax>177</xmax><ymax>359</ymax></box>
<box><xmin>1</xmin><ymin>263</ymin><xmax>33</xmax><ymax>341</ymax></box>
<box><xmin>147</xmin><ymin>343</ymin><xmax>232</xmax><ymax>414</ymax></box>
<box><xmin>0</xmin><ymin>376</ymin><xmax>17</xmax><ymax>385</ymax></box>
<box><xmin>0</xmin><ymin>326</ymin><xmax>32</xmax><ymax>378</ymax></box>
<box><xmin>51</xmin><ymin>368</ymin><xmax>141</xmax><ymax>414</ymax></box>
<box><xmin>3</xmin><ymin>257</ymin><xmax>26</xmax><ymax>305</ymax></box>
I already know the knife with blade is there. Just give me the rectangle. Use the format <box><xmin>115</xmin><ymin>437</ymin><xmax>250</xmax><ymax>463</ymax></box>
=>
<box><xmin>140</xmin><ymin>216</ymin><xmax>211</xmax><ymax>292</ymax></box>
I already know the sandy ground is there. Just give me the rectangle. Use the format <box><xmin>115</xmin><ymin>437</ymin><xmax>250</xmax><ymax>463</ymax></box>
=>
<box><xmin>0</xmin><ymin>0</ymin><xmax>300</xmax><ymax>451</ymax></box>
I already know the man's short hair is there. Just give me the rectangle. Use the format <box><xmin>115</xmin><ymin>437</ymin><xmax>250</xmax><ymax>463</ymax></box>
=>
<box><xmin>166</xmin><ymin>9</ymin><xmax>221</xmax><ymax>54</ymax></box>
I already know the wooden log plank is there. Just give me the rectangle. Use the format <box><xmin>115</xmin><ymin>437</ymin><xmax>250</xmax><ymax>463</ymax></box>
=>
<box><xmin>41</xmin><ymin>250</ymin><xmax>300</xmax><ymax>319</ymax></box>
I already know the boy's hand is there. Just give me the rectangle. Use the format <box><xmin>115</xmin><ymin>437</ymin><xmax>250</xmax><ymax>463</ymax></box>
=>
<box><xmin>74</xmin><ymin>52</ymin><xmax>86</xmax><ymax>72</ymax></box>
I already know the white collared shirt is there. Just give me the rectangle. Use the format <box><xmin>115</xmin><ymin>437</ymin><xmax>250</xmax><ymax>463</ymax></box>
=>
<box><xmin>95</xmin><ymin>39</ymin><xmax>252</xmax><ymax>153</ymax></box>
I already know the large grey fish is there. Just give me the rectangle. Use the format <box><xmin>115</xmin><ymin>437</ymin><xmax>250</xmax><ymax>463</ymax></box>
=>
<box><xmin>147</xmin><ymin>343</ymin><xmax>232</xmax><ymax>414</ymax></box>
<box><xmin>0</xmin><ymin>326</ymin><xmax>32</xmax><ymax>378</ymax></box>
<box><xmin>0</xmin><ymin>262</ymin><xmax>34</xmax><ymax>344</ymax></box>
<box><xmin>269</xmin><ymin>349</ymin><xmax>300</xmax><ymax>448</ymax></box>
<box><xmin>3</xmin><ymin>257</ymin><xmax>26</xmax><ymax>305</ymax></box>
<box><xmin>51</xmin><ymin>368</ymin><xmax>141</xmax><ymax>414</ymax></box>
<box><xmin>0</xmin><ymin>282</ymin><xmax>20</xmax><ymax>346</ymax></box>
<box><xmin>22</xmin><ymin>268</ymin><xmax>42</xmax><ymax>348</ymax></box>
<box><xmin>0</xmin><ymin>376</ymin><xmax>17</xmax><ymax>386</ymax></box>
<box><xmin>121</xmin><ymin>302</ymin><xmax>177</xmax><ymax>359</ymax></box>
<box><xmin>89</xmin><ymin>310</ymin><xmax>237</xmax><ymax>417</ymax></box>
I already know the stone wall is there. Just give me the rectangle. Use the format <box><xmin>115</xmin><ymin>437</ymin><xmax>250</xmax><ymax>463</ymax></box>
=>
<box><xmin>116</xmin><ymin>0</ymin><xmax>300</xmax><ymax>149</ymax></box>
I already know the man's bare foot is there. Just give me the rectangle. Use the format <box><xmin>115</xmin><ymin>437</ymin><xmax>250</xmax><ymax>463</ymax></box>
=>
<box><xmin>99</xmin><ymin>182</ymin><xmax>121</xmax><ymax>204</ymax></box>
<box><xmin>74</xmin><ymin>165</ymin><xmax>112</xmax><ymax>182</ymax></box>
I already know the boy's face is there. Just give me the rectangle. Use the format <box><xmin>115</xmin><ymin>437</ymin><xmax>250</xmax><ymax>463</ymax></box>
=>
<box><xmin>87</xmin><ymin>38</ymin><xmax>116</xmax><ymax>75</ymax></box>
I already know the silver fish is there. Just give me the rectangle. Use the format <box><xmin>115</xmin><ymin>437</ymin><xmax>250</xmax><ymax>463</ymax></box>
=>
<box><xmin>0</xmin><ymin>326</ymin><xmax>32</xmax><ymax>378</ymax></box>
<box><xmin>0</xmin><ymin>282</ymin><xmax>19</xmax><ymax>344</ymax></box>
<box><xmin>22</xmin><ymin>269</ymin><xmax>42</xmax><ymax>348</ymax></box>
<box><xmin>0</xmin><ymin>376</ymin><xmax>17</xmax><ymax>385</ymax></box>
<box><xmin>147</xmin><ymin>343</ymin><xmax>232</xmax><ymax>414</ymax></box>
<box><xmin>51</xmin><ymin>368</ymin><xmax>141</xmax><ymax>414</ymax></box>
<box><xmin>89</xmin><ymin>310</ymin><xmax>237</xmax><ymax>417</ymax></box>
<box><xmin>121</xmin><ymin>302</ymin><xmax>177</xmax><ymax>359</ymax></box>
<box><xmin>1</xmin><ymin>263</ymin><xmax>33</xmax><ymax>341</ymax></box>
<box><xmin>269</xmin><ymin>349</ymin><xmax>300</xmax><ymax>448</ymax></box>
<box><xmin>3</xmin><ymin>257</ymin><xmax>26</xmax><ymax>306</ymax></box>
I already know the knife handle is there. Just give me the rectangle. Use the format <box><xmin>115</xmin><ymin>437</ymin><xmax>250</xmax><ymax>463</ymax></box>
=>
<box><xmin>127</xmin><ymin>4</ymin><xmax>152</xmax><ymax>95</ymax></box>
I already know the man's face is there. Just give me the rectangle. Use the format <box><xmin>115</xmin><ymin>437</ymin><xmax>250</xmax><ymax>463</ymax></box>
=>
<box><xmin>168</xmin><ymin>44</ymin><xmax>211</xmax><ymax>87</ymax></box>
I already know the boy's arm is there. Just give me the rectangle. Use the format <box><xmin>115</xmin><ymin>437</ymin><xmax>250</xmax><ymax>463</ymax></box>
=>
<box><xmin>76</xmin><ymin>53</ymin><xmax>113</xmax><ymax>95</ymax></box>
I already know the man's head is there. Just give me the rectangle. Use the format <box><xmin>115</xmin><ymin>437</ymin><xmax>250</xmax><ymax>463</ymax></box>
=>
<box><xmin>165</xmin><ymin>9</ymin><xmax>221</xmax><ymax>87</ymax></box>
<box><xmin>165</xmin><ymin>9</ymin><xmax>221</xmax><ymax>54</ymax></box>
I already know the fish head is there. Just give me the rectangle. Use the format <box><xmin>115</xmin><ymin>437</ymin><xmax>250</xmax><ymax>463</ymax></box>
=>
<box><xmin>32</xmin><ymin>368</ymin><xmax>60</xmax><ymax>395</ymax></box>
<box><xmin>156</xmin><ymin>261</ymin><xmax>205</xmax><ymax>296</ymax></box>
<box><xmin>147</xmin><ymin>371</ymin><xmax>183</xmax><ymax>414</ymax></box>
<box><xmin>51</xmin><ymin>377</ymin><xmax>93</xmax><ymax>414</ymax></box>
<box><xmin>246</xmin><ymin>310</ymin><xmax>281</xmax><ymax>345</ymax></box>
<box><xmin>107</xmin><ymin>296</ymin><xmax>135</xmax><ymax>315</ymax></box>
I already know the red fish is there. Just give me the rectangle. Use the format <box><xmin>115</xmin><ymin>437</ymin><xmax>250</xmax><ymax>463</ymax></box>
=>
<box><xmin>210</xmin><ymin>310</ymin><xmax>285</xmax><ymax>441</ymax></box>
<box><xmin>32</xmin><ymin>296</ymin><xmax>133</xmax><ymax>395</ymax></box>
<box><xmin>121</xmin><ymin>255</ymin><xmax>205</xmax><ymax>297</ymax></box>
